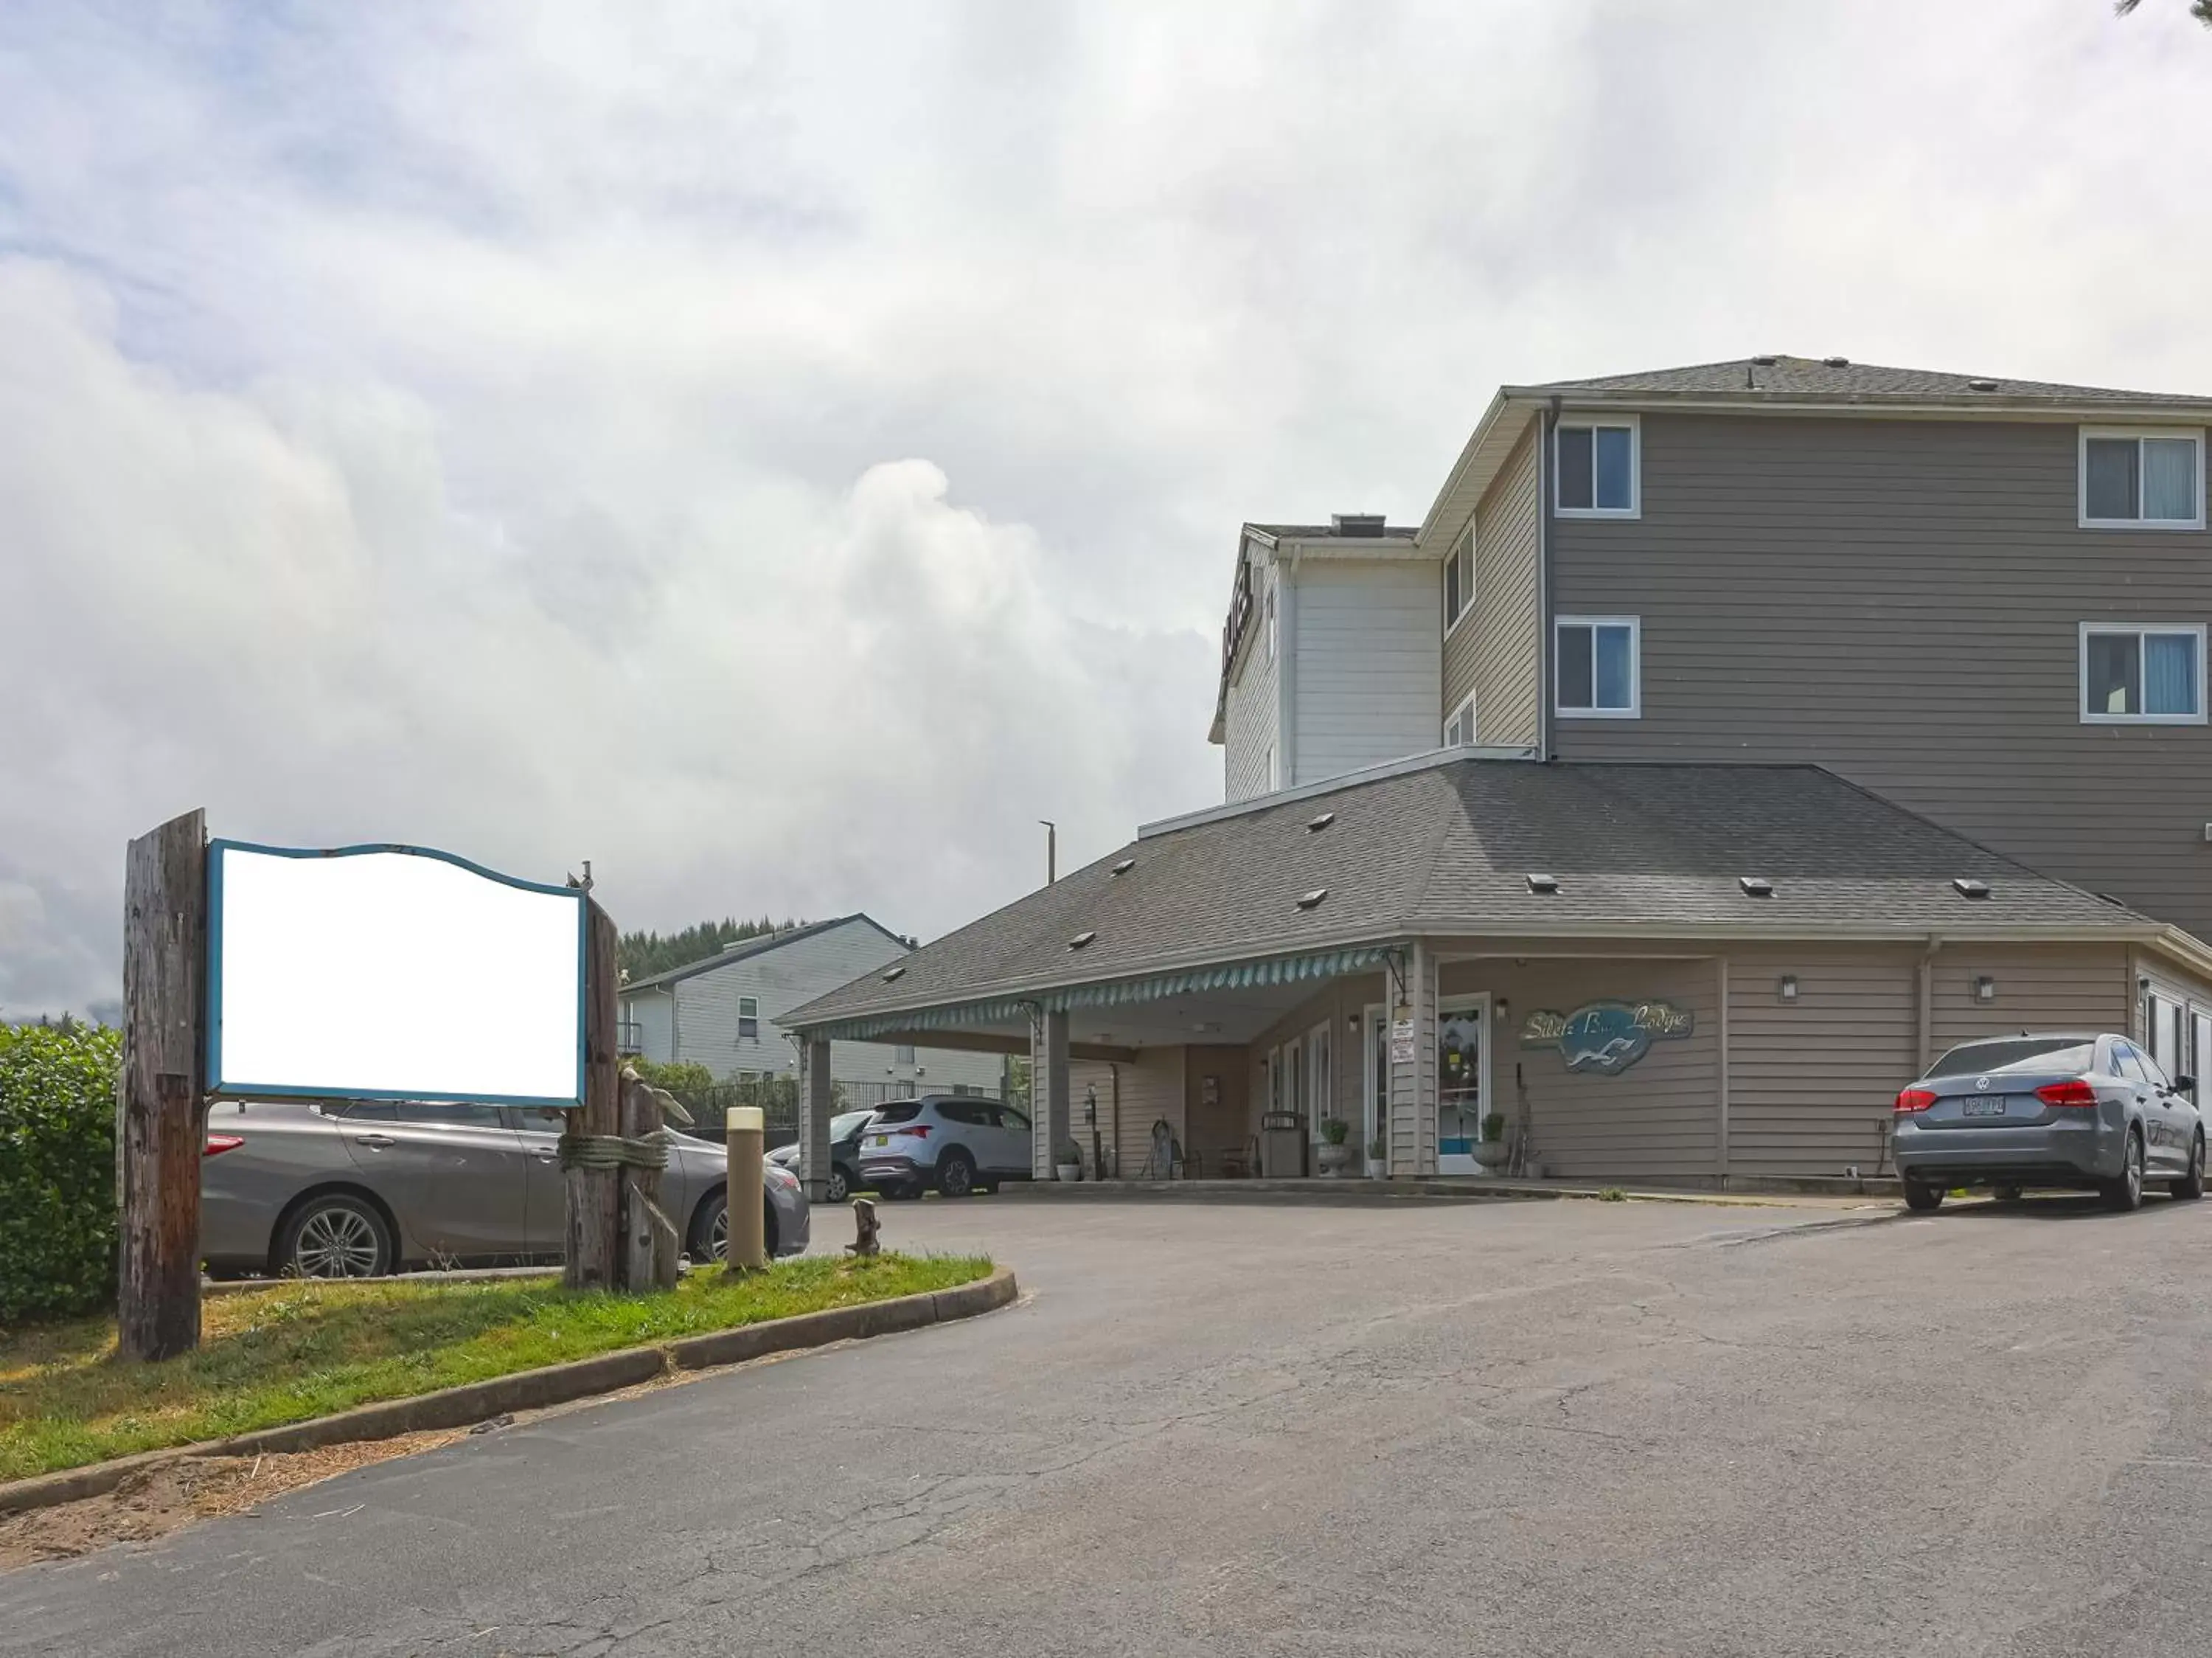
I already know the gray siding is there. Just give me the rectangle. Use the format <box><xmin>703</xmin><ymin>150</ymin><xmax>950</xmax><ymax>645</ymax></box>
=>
<box><xmin>1291</xmin><ymin>558</ymin><xmax>1442</xmax><ymax>783</ymax></box>
<box><xmin>1443</xmin><ymin>423</ymin><xmax>1541</xmax><ymax>745</ymax></box>
<box><xmin>1930</xmin><ymin>944</ymin><xmax>2130</xmax><ymax>1058</ymax></box>
<box><xmin>1222</xmin><ymin>561</ymin><xmax>1280</xmax><ymax>803</ymax></box>
<box><xmin>629</xmin><ymin>991</ymin><xmax>673</xmax><ymax>1064</ymax></box>
<box><xmin>1550</xmin><ymin>412</ymin><xmax>2212</xmax><ymax>939</ymax></box>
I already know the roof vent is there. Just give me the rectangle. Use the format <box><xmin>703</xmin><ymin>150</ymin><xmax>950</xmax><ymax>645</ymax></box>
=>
<box><xmin>1952</xmin><ymin>878</ymin><xmax>1992</xmax><ymax>900</ymax></box>
<box><xmin>881</xmin><ymin>965</ymin><xmax>907</xmax><ymax>982</ymax></box>
<box><xmin>1331</xmin><ymin>513</ymin><xmax>1386</xmax><ymax>538</ymax></box>
<box><xmin>1295</xmin><ymin>888</ymin><xmax>1329</xmax><ymax>910</ymax></box>
<box><xmin>1823</xmin><ymin>355</ymin><xmax>1851</xmax><ymax>368</ymax></box>
<box><xmin>1526</xmin><ymin>873</ymin><xmax>1560</xmax><ymax>895</ymax></box>
<box><xmin>1739</xmin><ymin>876</ymin><xmax>1774</xmax><ymax>898</ymax></box>
<box><xmin>1068</xmin><ymin>930</ymin><xmax>1097</xmax><ymax>949</ymax></box>
<box><xmin>1110</xmin><ymin>858</ymin><xmax>1135</xmax><ymax>876</ymax></box>
<box><xmin>1750</xmin><ymin>354</ymin><xmax>1778</xmax><ymax>367</ymax></box>
<box><xmin>1966</xmin><ymin>378</ymin><xmax>1998</xmax><ymax>392</ymax></box>
<box><xmin>2094</xmin><ymin>891</ymin><xmax>2129</xmax><ymax>908</ymax></box>
<box><xmin>1307</xmin><ymin>811</ymin><xmax>1336</xmax><ymax>833</ymax></box>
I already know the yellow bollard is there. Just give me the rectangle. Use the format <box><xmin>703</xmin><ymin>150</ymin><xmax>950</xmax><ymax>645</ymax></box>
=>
<box><xmin>724</xmin><ymin>1106</ymin><xmax>766</xmax><ymax>1274</ymax></box>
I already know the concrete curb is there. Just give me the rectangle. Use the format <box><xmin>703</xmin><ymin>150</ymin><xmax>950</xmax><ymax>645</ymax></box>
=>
<box><xmin>0</xmin><ymin>1265</ymin><xmax>1017</xmax><ymax>1519</ymax></box>
<box><xmin>992</xmin><ymin>1179</ymin><xmax>1889</xmax><ymax>1208</ymax></box>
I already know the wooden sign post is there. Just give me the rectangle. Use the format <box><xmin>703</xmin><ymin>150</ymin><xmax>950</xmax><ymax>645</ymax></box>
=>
<box><xmin>117</xmin><ymin>809</ymin><xmax>208</xmax><ymax>1362</ymax></box>
<box><xmin>563</xmin><ymin>899</ymin><xmax>622</xmax><ymax>1290</ymax></box>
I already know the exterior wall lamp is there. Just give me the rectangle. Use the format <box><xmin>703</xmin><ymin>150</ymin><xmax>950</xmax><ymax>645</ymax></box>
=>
<box><xmin>1778</xmin><ymin>974</ymin><xmax>1799</xmax><ymax>1003</ymax></box>
<box><xmin>1974</xmin><ymin>976</ymin><xmax>1997</xmax><ymax>1003</ymax></box>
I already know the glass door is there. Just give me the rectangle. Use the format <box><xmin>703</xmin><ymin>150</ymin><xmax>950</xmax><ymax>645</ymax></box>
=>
<box><xmin>1437</xmin><ymin>996</ymin><xmax>1489</xmax><ymax>1176</ymax></box>
<box><xmin>1364</xmin><ymin>1004</ymin><xmax>1387</xmax><ymax>1169</ymax></box>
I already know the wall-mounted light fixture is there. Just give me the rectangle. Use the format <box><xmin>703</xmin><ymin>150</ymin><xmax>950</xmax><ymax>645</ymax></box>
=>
<box><xmin>1974</xmin><ymin>975</ymin><xmax>1997</xmax><ymax>1004</ymax></box>
<box><xmin>1778</xmin><ymin>974</ymin><xmax>1799</xmax><ymax>1003</ymax></box>
<box><xmin>1495</xmin><ymin>997</ymin><xmax>1512</xmax><ymax>1023</ymax></box>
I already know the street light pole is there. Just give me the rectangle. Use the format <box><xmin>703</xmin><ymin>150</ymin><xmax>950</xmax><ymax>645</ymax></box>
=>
<box><xmin>1039</xmin><ymin>819</ymin><xmax>1057</xmax><ymax>885</ymax></box>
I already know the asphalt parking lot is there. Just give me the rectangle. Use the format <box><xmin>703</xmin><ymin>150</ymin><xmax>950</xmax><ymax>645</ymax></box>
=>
<box><xmin>6</xmin><ymin>1189</ymin><xmax>2211</xmax><ymax>1656</ymax></box>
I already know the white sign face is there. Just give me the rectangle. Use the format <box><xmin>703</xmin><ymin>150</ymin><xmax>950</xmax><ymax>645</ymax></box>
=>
<box><xmin>209</xmin><ymin>842</ymin><xmax>585</xmax><ymax>1106</ymax></box>
<box><xmin>1389</xmin><ymin>1018</ymin><xmax>1417</xmax><ymax>1067</ymax></box>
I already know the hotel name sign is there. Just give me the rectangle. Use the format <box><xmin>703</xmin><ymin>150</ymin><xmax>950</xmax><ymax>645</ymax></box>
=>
<box><xmin>1520</xmin><ymin>999</ymin><xmax>1695</xmax><ymax>1077</ymax></box>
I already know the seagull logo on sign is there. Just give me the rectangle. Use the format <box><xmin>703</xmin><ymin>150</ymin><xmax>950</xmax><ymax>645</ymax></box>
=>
<box><xmin>1975</xmin><ymin>1075</ymin><xmax>1992</xmax><ymax>1092</ymax></box>
<box><xmin>1518</xmin><ymin>999</ymin><xmax>1695</xmax><ymax>1076</ymax></box>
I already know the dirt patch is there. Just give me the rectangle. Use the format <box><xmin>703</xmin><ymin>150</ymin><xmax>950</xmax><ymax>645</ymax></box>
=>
<box><xmin>0</xmin><ymin>1430</ymin><xmax>464</xmax><ymax>1571</ymax></box>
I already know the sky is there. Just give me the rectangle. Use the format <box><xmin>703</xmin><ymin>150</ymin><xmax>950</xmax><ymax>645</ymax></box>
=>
<box><xmin>2</xmin><ymin>1</ymin><xmax>2208</xmax><ymax>1019</ymax></box>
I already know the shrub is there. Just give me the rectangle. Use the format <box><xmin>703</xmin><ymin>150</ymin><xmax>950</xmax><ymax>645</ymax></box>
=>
<box><xmin>624</xmin><ymin>1056</ymin><xmax>715</xmax><ymax>1095</ymax></box>
<box><xmin>1</xmin><ymin>1021</ymin><xmax>122</xmax><ymax>1325</ymax></box>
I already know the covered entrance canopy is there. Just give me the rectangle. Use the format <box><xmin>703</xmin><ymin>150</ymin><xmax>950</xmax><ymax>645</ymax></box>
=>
<box><xmin>784</xmin><ymin>752</ymin><xmax>2211</xmax><ymax>1193</ymax></box>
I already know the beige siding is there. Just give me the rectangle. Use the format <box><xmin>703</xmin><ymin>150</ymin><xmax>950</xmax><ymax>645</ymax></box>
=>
<box><xmin>1071</xmin><ymin>1050</ymin><xmax>1185</xmax><ymax>1179</ymax></box>
<box><xmin>1442</xmin><ymin>423</ymin><xmax>1541</xmax><ymax>746</ymax></box>
<box><xmin>2130</xmin><ymin>946</ymin><xmax>2212</xmax><ymax>1086</ymax></box>
<box><xmin>1728</xmin><ymin>945</ymin><xmax>1921</xmax><ymax>1181</ymax></box>
<box><xmin>1183</xmin><ymin>1044</ymin><xmax>1252</xmax><ymax>1175</ymax></box>
<box><xmin>1222</xmin><ymin>563</ymin><xmax>1281</xmax><ymax>803</ymax></box>
<box><xmin>1440</xmin><ymin>956</ymin><xmax>1719</xmax><ymax>1182</ymax></box>
<box><xmin>1550</xmin><ymin>412</ymin><xmax>2212</xmax><ymax>939</ymax></box>
<box><xmin>1292</xmin><ymin>559</ymin><xmax>1443</xmax><ymax>782</ymax></box>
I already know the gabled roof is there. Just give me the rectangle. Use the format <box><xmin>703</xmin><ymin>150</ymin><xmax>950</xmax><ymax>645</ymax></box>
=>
<box><xmin>619</xmin><ymin>914</ymin><xmax>907</xmax><ymax>995</ymax></box>
<box><xmin>1243</xmin><ymin>521</ymin><xmax>1419</xmax><ymax>543</ymax></box>
<box><xmin>785</xmin><ymin>757</ymin><xmax>2186</xmax><ymax>1034</ymax></box>
<box><xmin>1519</xmin><ymin>355</ymin><xmax>2210</xmax><ymax>407</ymax></box>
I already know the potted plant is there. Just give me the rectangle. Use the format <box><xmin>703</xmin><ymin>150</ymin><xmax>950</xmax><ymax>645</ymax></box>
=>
<box><xmin>1366</xmin><ymin>1134</ymin><xmax>1388</xmax><ymax>1180</ymax></box>
<box><xmin>1054</xmin><ymin>1137</ymin><xmax>1084</xmax><ymax>1182</ymax></box>
<box><xmin>1315</xmin><ymin>1115</ymin><xmax>1354</xmax><ymax>1176</ymax></box>
<box><xmin>1475</xmin><ymin>1111</ymin><xmax>1510</xmax><ymax>1174</ymax></box>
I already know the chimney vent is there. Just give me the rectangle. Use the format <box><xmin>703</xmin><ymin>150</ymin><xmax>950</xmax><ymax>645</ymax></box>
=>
<box><xmin>1823</xmin><ymin>355</ymin><xmax>1851</xmax><ymax>368</ymax></box>
<box><xmin>1331</xmin><ymin>513</ymin><xmax>1386</xmax><ymax>538</ymax></box>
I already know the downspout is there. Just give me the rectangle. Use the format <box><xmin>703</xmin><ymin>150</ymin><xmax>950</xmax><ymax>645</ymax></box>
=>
<box><xmin>1916</xmin><ymin>935</ymin><xmax>1943</xmax><ymax>1072</ymax></box>
<box><xmin>1540</xmin><ymin>399</ymin><xmax>1559</xmax><ymax>760</ymax></box>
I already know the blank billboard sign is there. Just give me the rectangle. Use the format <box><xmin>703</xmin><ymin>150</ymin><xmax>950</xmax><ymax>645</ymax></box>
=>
<box><xmin>208</xmin><ymin>842</ymin><xmax>585</xmax><ymax>1106</ymax></box>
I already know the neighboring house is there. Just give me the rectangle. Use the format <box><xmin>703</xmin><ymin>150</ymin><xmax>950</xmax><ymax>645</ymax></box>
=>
<box><xmin>616</xmin><ymin>915</ymin><xmax>1002</xmax><ymax>1107</ymax></box>
<box><xmin>781</xmin><ymin>355</ymin><xmax>2212</xmax><ymax>1190</ymax></box>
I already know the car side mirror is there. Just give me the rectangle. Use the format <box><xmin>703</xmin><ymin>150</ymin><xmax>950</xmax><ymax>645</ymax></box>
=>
<box><xmin>2174</xmin><ymin>1074</ymin><xmax>2197</xmax><ymax>1097</ymax></box>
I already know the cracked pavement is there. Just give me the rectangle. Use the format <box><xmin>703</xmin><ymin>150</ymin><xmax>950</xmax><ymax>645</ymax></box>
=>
<box><xmin>5</xmin><ymin>1191</ymin><xmax>2211</xmax><ymax>1655</ymax></box>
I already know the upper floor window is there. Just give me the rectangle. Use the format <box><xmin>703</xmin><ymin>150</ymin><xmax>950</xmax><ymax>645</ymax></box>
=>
<box><xmin>2080</xmin><ymin>623</ymin><xmax>2205</xmax><ymax>724</ymax></box>
<box><xmin>738</xmin><ymin>995</ymin><xmax>760</xmax><ymax>1041</ymax></box>
<box><xmin>1555</xmin><ymin>617</ymin><xmax>1640</xmax><ymax>718</ymax></box>
<box><xmin>1443</xmin><ymin>527</ymin><xmax>1474</xmax><ymax>634</ymax></box>
<box><xmin>2080</xmin><ymin>428</ymin><xmax>2205</xmax><ymax>529</ymax></box>
<box><xmin>893</xmin><ymin>1043</ymin><xmax>917</xmax><ymax>1064</ymax></box>
<box><xmin>1556</xmin><ymin>415</ymin><xmax>1640</xmax><ymax>518</ymax></box>
<box><xmin>1444</xmin><ymin>693</ymin><xmax>1477</xmax><ymax>747</ymax></box>
<box><xmin>1264</xmin><ymin>575</ymin><xmax>1279</xmax><ymax>664</ymax></box>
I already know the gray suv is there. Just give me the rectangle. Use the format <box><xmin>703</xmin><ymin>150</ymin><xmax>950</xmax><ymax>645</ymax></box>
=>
<box><xmin>201</xmin><ymin>1098</ymin><xmax>810</xmax><ymax>1276</ymax></box>
<box><xmin>1892</xmin><ymin>1033</ymin><xmax>2206</xmax><ymax>1213</ymax></box>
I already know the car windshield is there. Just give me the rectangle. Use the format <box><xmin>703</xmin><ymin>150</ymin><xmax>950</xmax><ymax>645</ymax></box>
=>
<box><xmin>830</xmin><ymin>1109</ymin><xmax>874</xmax><ymax>1138</ymax></box>
<box><xmin>1922</xmin><ymin>1038</ymin><xmax>2098</xmax><ymax>1081</ymax></box>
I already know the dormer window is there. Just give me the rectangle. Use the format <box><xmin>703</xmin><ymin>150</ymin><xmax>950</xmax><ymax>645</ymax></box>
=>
<box><xmin>1556</xmin><ymin>414</ymin><xmax>1640</xmax><ymax>518</ymax></box>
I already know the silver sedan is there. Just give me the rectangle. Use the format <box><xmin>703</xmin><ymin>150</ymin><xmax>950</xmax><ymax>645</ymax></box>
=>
<box><xmin>201</xmin><ymin>1098</ymin><xmax>809</xmax><ymax>1277</ymax></box>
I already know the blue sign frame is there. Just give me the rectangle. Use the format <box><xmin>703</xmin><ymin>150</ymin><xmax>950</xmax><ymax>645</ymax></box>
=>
<box><xmin>206</xmin><ymin>839</ymin><xmax>588</xmax><ymax>1107</ymax></box>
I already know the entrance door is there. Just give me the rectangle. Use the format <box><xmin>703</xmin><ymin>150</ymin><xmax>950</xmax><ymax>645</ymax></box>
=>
<box><xmin>1437</xmin><ymin>996</ymin><xmax>1490</xmax><ymax>1176</ymax></box>
<box><xmin>1364</xmin><ymin>1003</ymin><xmax>1387</xmax><ymax>1168</ymax></box>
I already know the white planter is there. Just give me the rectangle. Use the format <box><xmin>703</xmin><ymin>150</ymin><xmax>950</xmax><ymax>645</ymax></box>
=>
<box><xmin>1366</xmin><ymin>1157</ymin><xmax>1388</xmax><ymax>1179</ymax></box>
<box><xmin>1055</xmin><ymin>1162</ymin><xmax>1082</xmax><ymax>1183</ymax></box>
<box><xmin>1475</xmin><ymin>1141</ymin><xmax>1511</xmax><ymax>1175</ymax></box>
<box><xmin>1315</xmin><ymin>1141</ymin><xmax>1354</xmax><ymax>1177</ymax></box>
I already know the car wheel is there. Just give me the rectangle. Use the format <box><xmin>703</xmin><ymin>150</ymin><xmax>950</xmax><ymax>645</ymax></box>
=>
<box><xmin>275</xmin><ymin>1193</ymin><xmax>394</xmax><ymax>1278</ymax></box>
<box><xmin>938</xmin><ymin>1149</ymin><xmax>976</xmax><ymax>1198</ymax></box>
<box><xmin>2173</xmin><ymin>1131</ymin><xmax>2206</xmax><ymax>1201</ymax></box>
<box><xmin>2102</xmin><ymin>1131</ymin><xmax>2146</xmax><ymax>1213</ymax></box>
<box><xmin>1992</xmin><ymin>1184</ymin><xmax>2023</xmax><ymax>1203</ymax></box>
<box><xmin>1902</xmin><ymin>1179</ymin><xmax>1944</xmax><ymax>1213</ymax></box>
<box><xmin>824</xmin><ymin>1165</ymin><xmax>851</xmax><ymax>1204</ymax></box>
<box><xmin>690</xmin><ymin>1190</ymin><xmax>728</xmax><ymax>1264</ymax></box>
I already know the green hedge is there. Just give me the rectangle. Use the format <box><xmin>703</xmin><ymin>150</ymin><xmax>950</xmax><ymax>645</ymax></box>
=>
<box><xmin>0</xmin><ymin>1022</ymin><xmax>121</xmax><ymax>1325</ymax></box>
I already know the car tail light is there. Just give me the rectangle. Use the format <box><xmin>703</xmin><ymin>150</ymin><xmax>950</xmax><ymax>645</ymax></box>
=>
<box><xmin>2035</xmin><ymin>1079</ymin><xmax>2098</xmax><ymax>1109</ymax></box>
<box><xmin>1893</xmin><ymin>1089</ymin><xmax>1937</xmax><ymax>1114</ymax></box>
<box><xmin>204</xmin><ymin>1134</ymin><xmax>246</xmax><ymax>1156</ymax></box>
<box><xmin>894</xmin><ymin>1124</ymin><xmax>931</xmax><ymax>1139</ymax></box>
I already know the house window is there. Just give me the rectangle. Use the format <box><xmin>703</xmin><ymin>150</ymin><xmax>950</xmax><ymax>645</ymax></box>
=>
<box><xmin>1304</xmin><ymin>1023</ymin><xmax>1332</xmax><ymax>1141</ymax></box>
<box><xmin>1264</xmin><ymin>575</ymin><xmax>1278</xmax><ymax>664</ymax></box>
<box><xmin>2079</xmin><ymin>624</ymin><xmax>2205</xmax><ymax>724</ymax></box>
<box><xmin>1555</xmin><ymin>617</ymin><xmax>1641</xmax><ymax>717</ymax></box>
<box><xmin>1556</xmin><ymin>415</ymin><xmax>1640</xmax><ymax>517</ymax></box>
<box><xmin>1443</xmin><ymin>527</ymin><xmax>1474</xmax><ymax>634</ymax></box>
<box><xmin>893</xmin><ymin>1043</ymin><xmax>917</xmax><ymax>1064</ymax></box>
<box><xmin>737</xmin><ymin>996</ymin><xmax>759</xmax><ymax>1041</ymax></box>
<box><xmin>2151</xmin><ymin>994</ymin><xmax>2183</xmax><ymax>1081</ymax></box>
<box><xmin>2080</xmin><ymin>428</ymin><xmax>2205</xmax><ymax>529</ymax></box>
<box><xmin>1444</xmin><ymin>692</ymin><xmax>1477</xmax><ymax>747</ymax></box>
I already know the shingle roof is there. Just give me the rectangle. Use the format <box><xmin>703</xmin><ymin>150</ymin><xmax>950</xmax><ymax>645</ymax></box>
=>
<box><xmin>620</xmin><ymin>915</ymin><xmax>904</xmax><ymax>995</ymax></box>
<box><xmin>786</xmin><ymin>759</ymin><xmax>2155</xmax><ymax>1030</ymax></box>
<box><xmin>1245</xmin><ymin>521</ymin><xmax>1419</xmax><ymax>541</ymax></box>
<box><xmin>1520</xmin><ymin>355</ymin><xmax>2208</xmax><ymax>407</ymax></box>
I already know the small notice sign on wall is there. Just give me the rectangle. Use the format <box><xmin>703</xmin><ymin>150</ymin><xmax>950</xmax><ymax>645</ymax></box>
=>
<box><xmin>1388</xmin><ymin>1017</ymin><xmax>1417</xmax><ymax>1066</ymax></box>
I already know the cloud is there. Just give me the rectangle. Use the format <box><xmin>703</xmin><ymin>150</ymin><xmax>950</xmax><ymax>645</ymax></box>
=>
<box><xmin>2</xmin><ymin>0</ymin><xmax>2208</xmax><ymax>1013</ymax></box>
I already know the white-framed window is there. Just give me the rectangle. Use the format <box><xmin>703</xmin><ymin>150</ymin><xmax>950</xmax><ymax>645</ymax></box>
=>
<box><xmin>1264</xmin><ymin>573</ymin><xmax>1278</xmax><ymax>664</ymax></box>
<box><xmin>2079</xmin><ymin>427</ymin><xmax>2205</xmax><ymax>530</ymax></box>
<box><xmin>1304</xmin><ymin>1022</ymin><xmax>1332</xmax><ymax>1140</ymax></box>
<box><xmin>2079</xmin><ymin>623</ymin><xmax>2205</xmax><ymax>724</ymax></box>
<box><xmin>1555</xmin><ymin>413</ymin><xmax>1640</xmax><ymax>518</ymax></box>
<box><xmin>1444</xmin><ymin>692</ymin><xmax>1477</xmax><ymax>747</ymax></box>
<box><xmin>1554</xmin><ymin>616</ymin><xmax>1641</xmax><ymax>718</ymax></box>
<box><xmin>738</xmin><ymin>995</ymin><xmax>760</xmax><ymax>1041</ymax></box>
<box><xmin>1443</xmin><ymin>525</ymin><xmax>1475</xmax><ymax>635</ymax></box>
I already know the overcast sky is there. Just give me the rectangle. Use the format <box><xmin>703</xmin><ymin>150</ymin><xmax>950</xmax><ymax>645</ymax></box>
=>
<box><xmin>2</xmin><ymin>1</ymin><xmax>2207</xmax><ymax>1019</ymax></box>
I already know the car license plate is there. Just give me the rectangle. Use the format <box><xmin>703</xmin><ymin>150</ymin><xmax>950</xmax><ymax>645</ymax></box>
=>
<box><xmin>1963</xmin><ymin>1097</ymin><xmax>2007</xmax><ymax>1118</ymax></box>
<box><xmin>871</xmin><ymin>1134</ymin><xmax>889</xmax><ymax>1146</ymax></box>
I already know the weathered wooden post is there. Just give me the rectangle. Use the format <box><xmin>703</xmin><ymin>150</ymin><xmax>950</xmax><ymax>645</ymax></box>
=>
<box><xmin>616</xmin><ymin>1067</ymin><xmax>677</xmax><ymax>1291</ymax></box>
<box><xmin>564</xmin><ymin>900</ymin><xmax>622</xmax><ymax>1290</ymax></box>
<box><xmin>117</xmin><ymin>809</ymin><xmax>208</xmax><ymax>1362</ymax></box>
